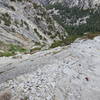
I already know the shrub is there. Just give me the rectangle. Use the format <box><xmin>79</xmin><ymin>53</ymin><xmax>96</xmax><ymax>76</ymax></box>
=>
<box><xmin>48</xmin><ymin>25</ymin><xmax>54</xmax><ymax>31</ymax></box>
<box><xmin>46</xmin><ymin>3</ymin><xmax>100</xmax><ymax>35</ymax></box>
<box><xmin>10</xmin><ymin>0</ymin><xmax>16</xmax><ymax>2</ymax></box>
<box><xmin>35</xmin><ymin>42</ymin><xmax>41</xmax><ymax>45</ymax></box>
<box><xmin>10</xmin><ymin>6</ymin><xmax>15</xmax><ymax>11</ymax></box>
<box><xmin>30</xmin><ymin>47</ymin><xmax>41</xmax><ymax>54</ymax></box>
<box><xmin>83</xmin><ymin>32</ymin><xmax>100</xmax><ymax>39</ymax></box>
<box><xmin>50</xmin><ymin>40</ymin><xmax>62</xmax><ymax>48</ymax></box>
<box><xmin>0</xmin><ymin>13</ymin><xmax>11</xmax><ymax>26</ymax></box>
<box><xmin>50</xmin><ymin>34</ymin><xmax>81</xmax><ymax>48</ymax></box>
<box><xmin>0</xmin><ymin>52</ymin><xmax>14</xmax><ymax>57</ymax></box>
<box><xmin>0</xmin><ymin>41</ymin><xmax>26</xmax><ymax>57</ymax></box>
<box><xmin>34</xmin><ymin>28</ymin><xmax>43</xmax><ymax>39</ymax></box>
<box><xmin>24</xmin><ymin>21</ymin><xmax>29</xmax><ymax>30</ymax></box>
<box><xmin>9</xmin><ymin>45</ymin><xmax>26</xmax><ymax>53</ymax></box>
<box><xmin>33</xmin><ymin>3</ymin><xmax>40</xmax><ymax>9</ymax></box>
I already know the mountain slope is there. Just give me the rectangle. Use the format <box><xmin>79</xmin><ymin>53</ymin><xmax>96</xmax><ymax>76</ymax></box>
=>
<box><xmin>0</xmin><ymin>0</ymin><xmax>67</xmax><ymax>49</ymax></box>
<box><xmin>0</xmin><ymin>36</ymin><xmax>100</xmax><ymax>100</ymax></box>
<box><xmin>37</xmin><ymin>0</ymin><xmax>100</xmax><ymax>8</ymax></box>
<box><xmin>41</xmin><ymin>0</ymin><xmax>100</xmax><ymax>35</ymax></box>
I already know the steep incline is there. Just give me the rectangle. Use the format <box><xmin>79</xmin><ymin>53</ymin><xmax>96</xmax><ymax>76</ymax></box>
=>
<box><xmin>36</xmin><ymin>0</ymin><xmax>100</xmax><ymax>8</ymax></box>
<box><xmin>0</xmin><ymin>0</ymin><xmax>67</xmax><ymax>48</ymax></box>
<box><xmin>44</xmin><ymin>0</ymin><xmax>100</xmax><ymax>35</ymax></box>
<box><xmin>0</xmin><ymin>36</ymin><xmax>100</xmax><ymax>100</ymax></box>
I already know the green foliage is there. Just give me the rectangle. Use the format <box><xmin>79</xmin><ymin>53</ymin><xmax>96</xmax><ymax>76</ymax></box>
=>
<box><xmin>33</xmin><ymin>3</ymin><xmax>40</xmax><ymax>9</ymax></box>
<box><xmin>50</xmin><ymin>34</ymin><xmax>82</xmax><ymax>48</ymax></box>
<box><xmin>50</xmin><ymin>34</ymin><xmax>56</xmax><ymax>39</ymax></box>
<box><xmin>10</xmin><ymin>6</ymin><xmax>16</xmax><ymax>11</ymax></box>
<box><xmin>24</xmin><ymin>21</ymin><xmax>29</xmax><ymax>30</ymax></box>
<box><xmin>0</xmin><ymin>52</ymin><xmax>14</xmax><ymax>57</ymax></box>
<box><xmin>0</xmin><ymin>41</ymin><xmax>26</xmax><ymax>57</ymax></box>
<box><xmin>35</xmin><ymin>42</ymin><xmax>41</xmax><ymax>45</ymax></box>
<box><xmin>30</xmin><ymin>47</ymin><xmax>41</xmax><ymax>54</ymax></box>
<box><xmin>0</xmin><ymin>13</ymin><xmax>11</xmax><ymax>26</ymax></box>
<box><xmin>63</xmin><ymin>35</ymin><xmax>81</xmax><ymax>45</ymax></box>
<box><xmin>46</xmin><ymin>17</ymin><xmax>53</xmax><ymax>24</ymax></box>
<box><xmin>34</xmin><ymin>28</ymin><xmax>43</xmax><ymax>39</ymax></box>
<box><xmin>48</xmin><ymin>25</ymin><xmax>54</xmax><ymax>31</ymax></box>
<box><xmin>46</xmin><ymin>3</ymin><xmax>100</xmax><ymax>35</ymax></box>
<box><xmin>20</xmin><ymin>19</ymin><xmax>24</xmax><ymax>27</ymax></box>
<box><xmin>50</xmin><ymin>40</ymin><xmax>63</xmax><ymax>48</ymax></box>
<box><xmin>9</xmin><ymin>45</ymin><xmax>26</xmax><ymax>53</ymax></box>
<box><xmin>50</xmin><ymin>32</ymin><xmax>100</xmax><ymax>48</ymax></box>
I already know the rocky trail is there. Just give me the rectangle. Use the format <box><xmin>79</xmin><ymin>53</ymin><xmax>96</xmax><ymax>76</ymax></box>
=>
<box><xmin>0</xmin><ymin>37</ymin><xmax>100</xmax><ymax>100</ymax></box>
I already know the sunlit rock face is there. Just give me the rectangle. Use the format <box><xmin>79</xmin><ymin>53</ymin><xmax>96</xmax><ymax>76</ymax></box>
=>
<box><xmin>0</xmin><ymin>0</ymin><xmax>67</xmax><ymax>48</ymax></box>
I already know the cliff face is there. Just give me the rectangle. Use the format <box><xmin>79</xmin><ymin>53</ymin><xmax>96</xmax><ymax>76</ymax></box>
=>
<box><xmin>0</xmin><ymin>0</ymin><xmax>67</xmax><ymax>48</ymax></box>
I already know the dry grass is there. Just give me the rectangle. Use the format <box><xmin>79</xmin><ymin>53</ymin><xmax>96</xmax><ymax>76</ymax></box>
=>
<box><xmin>82</xmin><ymin>32</ymin><xmax>100</xmax><ymax>40</ymax></box>
<box><xmin>0</xmin><ymin>91</ymin><xmax>11</xmax><ymax>100</ymax></box>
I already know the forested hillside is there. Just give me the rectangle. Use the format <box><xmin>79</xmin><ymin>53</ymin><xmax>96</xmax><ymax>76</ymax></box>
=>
<box><xmin>46</xmin><ymin>3</ymin><xmax>100</xmax><ymax>35</ymax></box>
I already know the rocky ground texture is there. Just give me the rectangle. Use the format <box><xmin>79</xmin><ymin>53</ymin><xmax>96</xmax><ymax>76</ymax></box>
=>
<box><xmin>0</xmin><ymin>36</ymin><xmax>100</xmax><ymax>100</ymax></box>
<box><xmin>0</xmin><ymin>0</ymin><xmax>67</xmax><ymax>48</ymax></box>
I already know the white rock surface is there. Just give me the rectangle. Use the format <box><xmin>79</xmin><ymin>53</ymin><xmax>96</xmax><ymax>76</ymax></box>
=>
<box><xmin>0</xmin><ymin>0</ymin><xmax>67</xmax><ymax>48</ymax></box>
<box><xmin>0</xmin><ymin>37</ymin><xmax>100</xmax><ymax>100</ymax></box>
